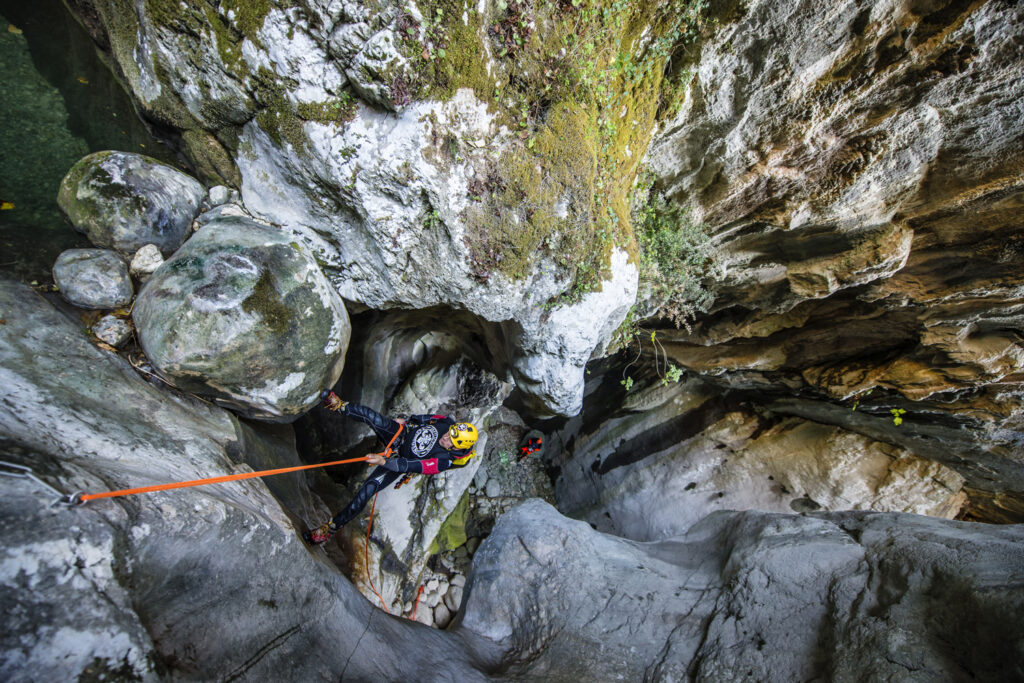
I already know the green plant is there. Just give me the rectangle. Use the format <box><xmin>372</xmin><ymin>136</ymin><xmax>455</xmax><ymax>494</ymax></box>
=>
<box><xmin>619</xmin><ymin>328</ymin><xmax>685</xmax><ymax>391</ymax></box>
<box><xmin>632</xmin><ymin>179</ymin><xmax>713</xmax><ymax>329</ymax></box>
<box><xmin>890</xmin><ymin>408</ymin><xmax>907</xmax><ymax>426</ymax></box>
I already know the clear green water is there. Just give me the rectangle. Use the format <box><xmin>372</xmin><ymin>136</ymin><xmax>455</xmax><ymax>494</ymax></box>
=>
<box><xmin>0</xmin><ymin>0</ymin><xmax>182</xmax><ymax>282</ymax></box>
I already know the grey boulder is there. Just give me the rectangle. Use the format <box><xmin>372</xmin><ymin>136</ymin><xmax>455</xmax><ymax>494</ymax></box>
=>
<box><xmin>52</xmin><ymin>249</ymin><xmax>133</xmax><ymax>310</ymax></box>
<box><xmin>133</xmin><ymin>216</ymin><xmax>350</xmax><ymax>421</ymax></box>
<box><xmin>458</xmin><ymin>500</ymin><xmax>1024</xmax><ymax>681</ymax></box>
<box><xmin>57</xmin><ymin>151</ymin><xmax>204</xmax><ymax>255</ymax></box>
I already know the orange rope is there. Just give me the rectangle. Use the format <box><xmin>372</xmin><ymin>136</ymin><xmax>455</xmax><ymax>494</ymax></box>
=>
<box><xmin>76</xmin><ymin>455</ymin><xmax>373</xmax><ymax>503</ymax></box>
<box><xmin>409</xmin><ymin>584</ymin><xmax>426</xmax><ymax>621</ymax></box>
<box><xmin>362</xmin><ymin>424</ymin><xmax>404</xmax><ymax>614</ymax></box>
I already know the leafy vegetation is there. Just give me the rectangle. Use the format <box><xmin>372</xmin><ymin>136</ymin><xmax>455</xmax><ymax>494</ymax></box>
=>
<box><xmin>619</xmin><ymin>329</ymin><xmax>685</xmax><ymax>391</ymax></box>
<box><xmin>632</xmin><ymin>176</ymin><xmax>714</xmax><ymax>328</ymax></box>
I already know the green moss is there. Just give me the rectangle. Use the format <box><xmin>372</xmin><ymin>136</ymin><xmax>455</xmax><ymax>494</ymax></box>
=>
<box><xmin>221</xmin><ymin>0</ymin><xmax>273</xmax><ymax>44</ymax></box>
<box><xmin>408</xmin><ymin>0</ymin><xmax>712</xmax><ymax>297</ymax></box>
<box><xmin>241</xmin><ymin>269</ymin><xmax>292</xmax><ymax>337</ymax></box>
<box><xmin>253</xmin><ymin>68</ymin><xmax>357</xmax><ymax>155</ymax></box>
<box><xmin>428</xmin><ymin>490</ymin><xmax>470</xmax><ymax>554</ymax></box>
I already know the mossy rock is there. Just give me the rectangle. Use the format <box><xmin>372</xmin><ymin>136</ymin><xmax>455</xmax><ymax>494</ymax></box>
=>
<box><xmin>57</xmin><ymin>151</ymin><xmax>205</xmax><ymax>255</ymax></box>
<box><xmin>133</xmin><ymin>216</ymin><xmax>351</xmax><ymax>422</ymax></box>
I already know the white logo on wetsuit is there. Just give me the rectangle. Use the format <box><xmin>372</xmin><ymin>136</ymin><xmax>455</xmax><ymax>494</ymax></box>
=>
<box><xmin>411</xmin><ymin>425</ymin><xmax>439</xmax><ymax>456</ymax></box>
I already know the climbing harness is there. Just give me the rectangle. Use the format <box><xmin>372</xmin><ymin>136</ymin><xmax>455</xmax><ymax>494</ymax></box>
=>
<box><xmin>0</xmin><ymin>460</ymin><xmax>68</xmax><ymax>504</ymax></box>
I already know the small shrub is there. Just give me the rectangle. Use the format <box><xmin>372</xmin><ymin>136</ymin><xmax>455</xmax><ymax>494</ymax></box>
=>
<box><xmin>633</xmin><ymin>183</ymin><xmax>713</xmax><ymax>328</ymax></box>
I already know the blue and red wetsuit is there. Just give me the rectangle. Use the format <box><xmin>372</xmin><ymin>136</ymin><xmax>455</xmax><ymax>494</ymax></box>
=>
<box><xmin>328</xmin><ymin>403</ymin><xmax>474</xmax><ymax>528</ymax></box>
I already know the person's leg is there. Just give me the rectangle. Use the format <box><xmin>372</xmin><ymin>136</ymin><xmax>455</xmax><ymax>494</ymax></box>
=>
<box><xmin>330</xmin><ymin>465</ymin><xmax>402</xmax><ymax>527</ymax></box>
<box><xmin>334</xmin><ymin>402</ymin><xmax>401</xmax><ymax>445</ymax></box>
<box><xmin>304</xmin><ymin>466</ymin><xmax>401</xmax><ymax>545</ymax></box>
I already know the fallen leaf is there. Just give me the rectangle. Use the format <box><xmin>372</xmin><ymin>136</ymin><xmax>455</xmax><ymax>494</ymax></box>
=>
<box><xmin>0</xmin><ymin>319</ymin><xmax>7</xmax><ymax>324</ymax></box>
<box><xmin>77</xmin><ymin>76</ymin><xmax>89</xmax><ymax>84</ymax></box>
<box><xmin>0</xmin><ymin>202</ymin><xmax>14</xmax><ymax>210</ymax></box>
<box><xmin>8</xmin><ymin>24</ymin><xmax>22</xmax><ymax>34</ymax></box>
<box><xmin>95</xmin><ymin>342</ymin><xmax>118</xmax><ymax>352</ymax></box>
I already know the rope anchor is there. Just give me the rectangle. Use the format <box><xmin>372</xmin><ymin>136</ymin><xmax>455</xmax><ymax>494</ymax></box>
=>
<box><xmin>0</xmin><ymin>460</ymin><xmax>77</xmax><ymax>506</ymax></box>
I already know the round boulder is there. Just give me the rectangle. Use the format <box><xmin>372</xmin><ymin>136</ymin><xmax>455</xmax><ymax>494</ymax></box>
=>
<box><xmin>57</xmin><ymin>151</ymin><xmax>205</xmax><ymax>255</ymax></box>
<box><xmin>52</xmin><ymin>249</ymin><xmax>133</xmax><ymax>309</ymax></box>
<box><xmin>132</xmin><ymin>216</ymin><xmax>350</xmax><ymax>421</ymax></box>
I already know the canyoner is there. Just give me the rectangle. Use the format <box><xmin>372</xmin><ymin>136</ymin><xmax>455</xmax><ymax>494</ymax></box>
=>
<box><xmin>303</xmin><ymin>391</ymin><xmax>480</xmax><ymax>545</ymax></box>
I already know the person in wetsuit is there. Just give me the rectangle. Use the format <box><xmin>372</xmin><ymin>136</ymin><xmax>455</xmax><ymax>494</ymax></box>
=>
<box><xmin>303</xmin><ymin>391</ymin><xmax>479</xmax><ymax>545</ymax></box>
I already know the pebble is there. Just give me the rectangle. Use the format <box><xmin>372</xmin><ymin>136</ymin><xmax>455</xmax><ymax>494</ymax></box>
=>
<box><xmin>426</xmin><ymin>590</ymin><xmax>441</xmax><ymax>608</ymax></box>
<box><xmin>485</xmin><ymin>479</ymin><xmax>501</xmax><ymax>498</ymax></box>
<box><xmin>434</xmin><ymin>603</ymin><xmax>452</xmax><ymax>628</ymax></box>
<box><xmin>450</xmin><ymin>573</ymin><xmax>466</xmax><ymax>588</ymax></box>
<box><xmin>466</xmin><ymin>537</ymin><xmax>481</xmax><ymax>554</ymax></box>
<box><xmin>92</xmin><ymin>315</ymin><xmax>133</xmax><ymax>347</ymax></box>
<box><xmin>426</xmin><ymin>578</ymin><xmax>439</xmax><ymax>591</ymax></box>
<box><xmin>444</xmin><ymin>585</ymin><xmax>463</xmax><ymax>612</ymax></box>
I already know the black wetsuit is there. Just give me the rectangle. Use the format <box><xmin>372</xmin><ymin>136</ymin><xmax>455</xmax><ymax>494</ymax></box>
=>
<box><xmin>329</xmin><ymin>404</ymin><xmax>473</xmax><ymax>528</ymax></box>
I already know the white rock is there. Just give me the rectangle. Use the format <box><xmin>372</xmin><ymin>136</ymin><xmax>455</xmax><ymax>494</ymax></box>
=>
<box><xmin>450</xmin><ymin>573</ymin><xmax>466</xmax><ymax>588</ymax></box>
<box><xmin>444</xmin><ymin>585</ymin><xmax>462</xmax><ymax>613</ymax></box>
<box><xmin>130</xmin><ymin>244</ymin><xmax>163</xmax><ymax>280</ymax></box>
<box><xmin>92</xmin><ymin>315</ymin><xmax>133</xmax><ymax>348</ymax></box>
<box><xmin>433</xmin><ymin>603</ymin><xmax>452</xmax><ymax>629</ymax></box>
<box><xmin>208</xmin><ymin>185</ymin><xmax>232</xmax><ymax>206</ymax></box>
<box><xmin>426</xmin><ymin>578</ymin><xmax>439</xmax><ymax>591</ymax></box>
<box><xmin>485</xmin><ymin>480</ymin><xmax>501</xmax><ymax>499</ymax></box>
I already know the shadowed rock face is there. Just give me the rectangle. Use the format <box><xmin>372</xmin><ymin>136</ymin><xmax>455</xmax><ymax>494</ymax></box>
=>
<box><xmin>643</xmin><ymin>0</ymin><xmax>1024</xmax><ymax>517</ymax></box>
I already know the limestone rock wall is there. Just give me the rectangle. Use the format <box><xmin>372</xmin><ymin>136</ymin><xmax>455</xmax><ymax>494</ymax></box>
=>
<box><xmin>67</xmin><ymin>0</ymin><xmax>640</xmax><ymax>417</ymax></box>
<box><xmin>459</xmin><ymin>499</ymin><xmax>1024</xmax><ymax>681</ymax></box>
<box><xmin>548</xmin><ymin>373</ymin><xmax>968</xmax><ymax>541</ymax></box>
<box><xmin>644</xmin><ymin>0</ymin><xmax>1024</xmax><ymax>516</ymax></box>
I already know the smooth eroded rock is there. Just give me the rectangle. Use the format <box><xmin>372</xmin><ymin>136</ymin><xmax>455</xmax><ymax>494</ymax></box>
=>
<box><xmin>133</xmin><ymin>216</ymin><xmax>350</xmax><ymax>421</ymax></box>
<box><xmin>52</xmin><ymin>248</ymin><xmax>133</xmax><ymax>309</ymax></box>
<box><xmin>57</xmin><ymin>151</ymin><xmax>204</xmax><ymax>255</ymax></box>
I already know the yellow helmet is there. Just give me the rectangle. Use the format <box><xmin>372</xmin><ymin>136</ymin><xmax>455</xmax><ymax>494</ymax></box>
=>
<box><xmin>449</xmin><ymin>422</ymin><xmax>478</xmax><ymax>449</ymax></box>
